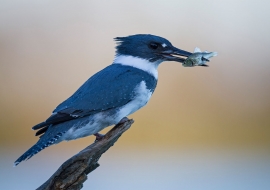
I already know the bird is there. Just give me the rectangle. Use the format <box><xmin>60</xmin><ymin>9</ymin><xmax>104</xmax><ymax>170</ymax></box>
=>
<box><xmin>14</xmin><ymin>34</ymin><xmax>192</xmax><ymax>166</ymax></box>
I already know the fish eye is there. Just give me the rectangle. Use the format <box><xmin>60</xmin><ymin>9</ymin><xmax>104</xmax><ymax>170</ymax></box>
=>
<box><xmin>149</xmin><ymin>43</ymin><xmax>159</xmax><ymax>49</ymax></box>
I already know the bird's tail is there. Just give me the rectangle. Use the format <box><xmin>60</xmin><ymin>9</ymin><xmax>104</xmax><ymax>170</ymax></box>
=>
<box><xmin>14</xmin><ymin>131</ymin><xmax>65</xmax><ymax>166</ymax></box>
<box><xmin>14</xmin><ymin>142</ymin><xmax>48</xmax><ymax>166</ymax></box>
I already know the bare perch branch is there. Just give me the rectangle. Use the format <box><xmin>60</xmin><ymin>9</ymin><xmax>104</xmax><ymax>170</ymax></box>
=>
<box><xmin>37</xmin><ymin>119</ymin><xmax>134</xmax><ymax>190</ymax></box>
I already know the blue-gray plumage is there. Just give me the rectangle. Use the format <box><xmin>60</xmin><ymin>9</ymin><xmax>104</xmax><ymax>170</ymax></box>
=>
<box><xmin>14</xmin><ymin>34</ymin><xmax>192</xmax><ymax>166</ymax></box>
<box><xmin>54</xmin><ymin>64</ymin><xmax>157</xmax><ymax>115</ymax></box>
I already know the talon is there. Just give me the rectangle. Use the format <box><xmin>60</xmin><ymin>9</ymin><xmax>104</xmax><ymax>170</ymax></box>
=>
<box><xmin>94</xmin><ymin>133</ymin><xmax>104</xmax><ymax>142</ymax></box>
<box><xmin>118</xmin><ymin>117</ymin><xmax>129</xmax><ymax>125</ymax></box>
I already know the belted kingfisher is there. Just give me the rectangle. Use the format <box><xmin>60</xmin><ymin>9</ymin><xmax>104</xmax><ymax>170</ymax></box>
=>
<box><xmin>14</xmin><ymin>34</ymin><xmax>192</xmax><ymax>166</ymax></box>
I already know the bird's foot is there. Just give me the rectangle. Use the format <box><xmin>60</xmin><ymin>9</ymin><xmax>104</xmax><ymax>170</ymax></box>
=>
<box><xmin>118</xmin><ymin>117</ymin><xmax>129</xmax><ymax>125</ymax></box>
<box><xmin>94</xmin><ymin>117</ymin><xmax>129</xmax><ymax>142</ymax></box>
<box><xmin>94</xmin><ymin>133</ymin><xmax>105</xmax><ymax>142</ymax></box>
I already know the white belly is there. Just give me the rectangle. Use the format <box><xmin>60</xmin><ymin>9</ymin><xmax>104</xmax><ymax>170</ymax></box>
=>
<box><xmin>60</xmin><ymin>113</ymin><xmax>115</xmax><ymax>141</ymax></box>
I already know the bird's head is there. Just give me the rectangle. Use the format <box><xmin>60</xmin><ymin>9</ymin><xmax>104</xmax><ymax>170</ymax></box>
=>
<box><xmin>114</xmin><ymin>34</ymin><xmax>192</xmax><ymax>64</ymax></box>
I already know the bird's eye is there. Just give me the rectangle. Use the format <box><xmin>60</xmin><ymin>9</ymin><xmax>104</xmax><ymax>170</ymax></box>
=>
<box><xmin>149</xmin><ymin>43</ymin><xmax>159</xmax><ymax>49</ymax></box>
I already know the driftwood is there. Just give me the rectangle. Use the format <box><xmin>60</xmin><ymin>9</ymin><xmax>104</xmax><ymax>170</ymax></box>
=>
<box><xmin>37</xmin><ymin>119</ymin><xmax>134</xmax><ymax>190</ymax></box>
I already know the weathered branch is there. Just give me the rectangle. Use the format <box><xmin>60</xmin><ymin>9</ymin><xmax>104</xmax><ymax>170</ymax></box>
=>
<box><xmin>37</xmin><ymin>119</ymin><xmax>134</xmax><ymax>190</ymax></box>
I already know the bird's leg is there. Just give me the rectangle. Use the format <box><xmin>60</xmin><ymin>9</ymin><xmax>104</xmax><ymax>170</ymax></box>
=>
<box><xmin>93</xmin><ymin>117</ymin><xmax>129</xmax><ymax>142</ymax></box>
<box><xmin>94</xmin><ymin>133</ymin><xmax>104</xmax><ymax>142</ymax></box>
<box><xmin>117</xmin><ymin>117</ymin><xmax>129</xmax><ymax>125</ymax></box>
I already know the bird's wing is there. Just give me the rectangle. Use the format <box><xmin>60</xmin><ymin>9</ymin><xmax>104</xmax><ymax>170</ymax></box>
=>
<box><xmin>32</xmin><ymin>64</ymin><xmax>146</xmax><ymax>133</ymax></box>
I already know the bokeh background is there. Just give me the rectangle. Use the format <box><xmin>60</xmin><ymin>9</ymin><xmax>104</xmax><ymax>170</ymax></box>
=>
<box><xmin>1</xmin><ymin>0</ymin><xmax>270</xmax><ymax>189</ymax></box>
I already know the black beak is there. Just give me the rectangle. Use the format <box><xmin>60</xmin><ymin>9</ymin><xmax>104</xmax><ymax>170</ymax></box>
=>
<box><xmin>160</xmin><ymin>47</ymin><xmax>192</xmax><ymax>63</ymax></box>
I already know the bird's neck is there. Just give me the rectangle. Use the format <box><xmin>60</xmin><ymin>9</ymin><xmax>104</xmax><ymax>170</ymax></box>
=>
<box><xmin>113</xmin><ymin>55</ymin><xmax>161</xmax><ymax>79</ymax></box>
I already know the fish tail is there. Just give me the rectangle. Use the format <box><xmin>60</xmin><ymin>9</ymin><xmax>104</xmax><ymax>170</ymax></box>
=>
<box><xmin>210</xmin><ymin>52</ymin><xmax>218</xmax><ymax>57</ymax></box>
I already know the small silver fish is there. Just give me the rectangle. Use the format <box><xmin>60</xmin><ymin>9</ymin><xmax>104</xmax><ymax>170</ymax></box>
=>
<box><xmin>183</xmin><ymin>47</ymin><xmax>217</xmax><ymax>67</ymax></box>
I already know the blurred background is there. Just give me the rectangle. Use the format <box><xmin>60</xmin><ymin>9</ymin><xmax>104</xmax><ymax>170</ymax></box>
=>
<box><xmin>1</xmin><ymin>0</ymin><xmax>270</xmax><ymax>189</ymax></box>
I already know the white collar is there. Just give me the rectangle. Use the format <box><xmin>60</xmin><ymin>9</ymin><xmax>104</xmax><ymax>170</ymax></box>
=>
<box><xmin>113</xmin><ymin>55</ymin><xmax>161</xmax><ymax>79</ymax></box>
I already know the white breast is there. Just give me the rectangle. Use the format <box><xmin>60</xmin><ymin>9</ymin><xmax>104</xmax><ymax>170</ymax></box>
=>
<box><xmin>116</xmin><ymin>80</ymin><xmax>152</xmax><ymax>121</ymax></box>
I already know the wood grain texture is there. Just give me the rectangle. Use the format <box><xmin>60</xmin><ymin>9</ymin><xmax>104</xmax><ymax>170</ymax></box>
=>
<box><xmin>37</xmin><ymin>119</ymin><xmax>134</xmax><ymax>190</ymax></box>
